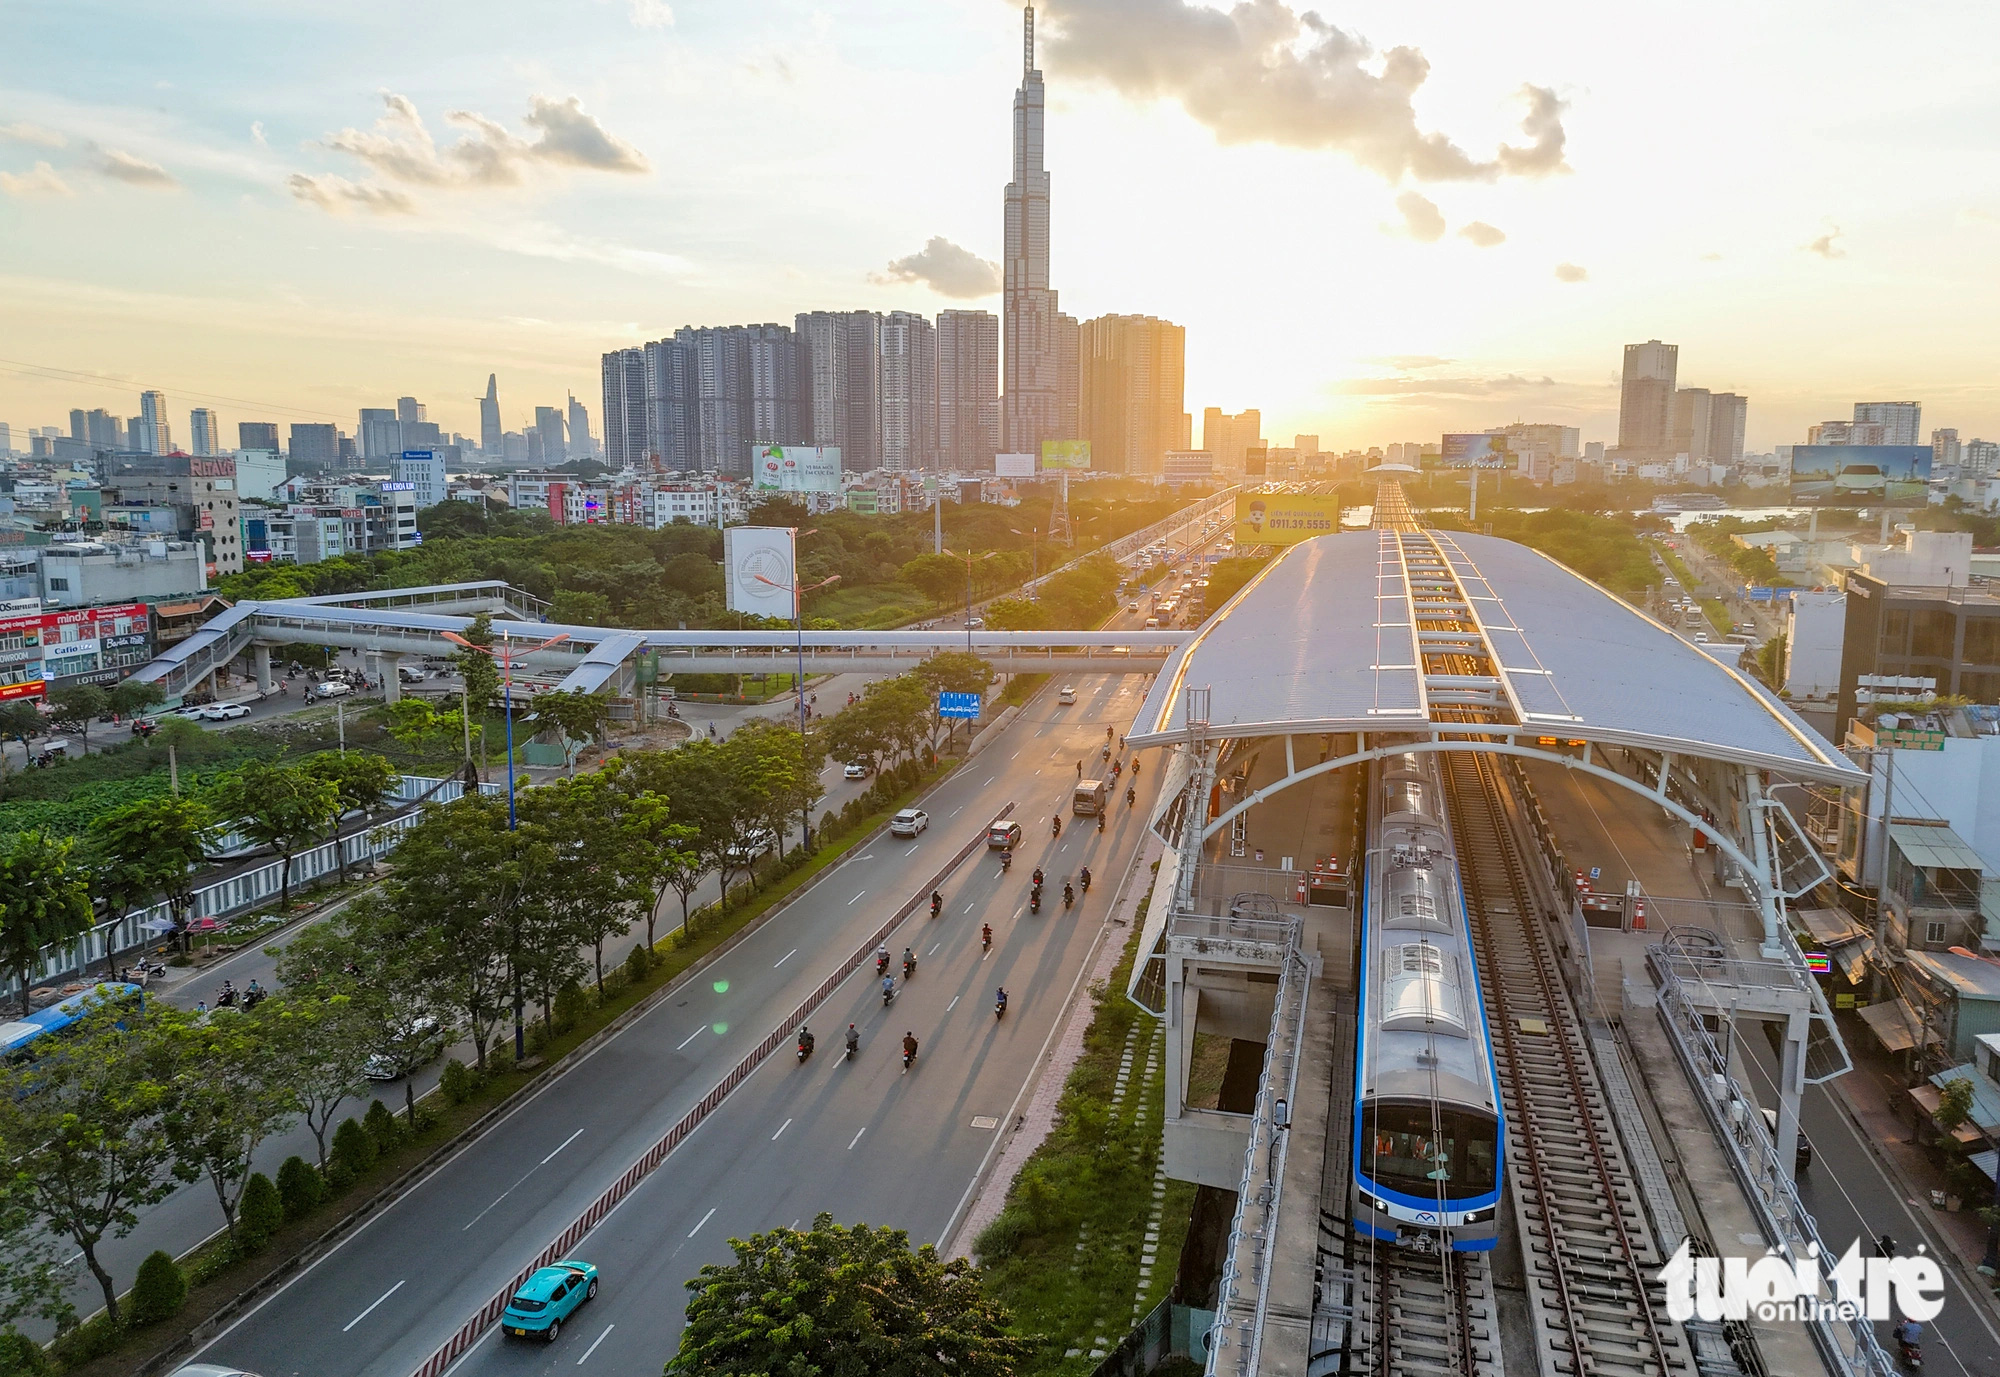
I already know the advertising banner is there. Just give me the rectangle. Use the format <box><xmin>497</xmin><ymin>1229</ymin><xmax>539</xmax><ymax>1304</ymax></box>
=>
<box><xmin>1789</xmin><ymin>445</ymin><xmax>1931</xmax><ymax>506</ymax></box>
<box><xmin>995</xmin><ymin>453</ymin><xmax>1037</xmax><ymax>478</ymax></box>
<box><xmin>724</xmin><ymin>526</ymin><xmax>797</xmax><ymax>618</ymax></box>
<box><xmin>1442</xmin><ymin>434</ymin><xmax>1512</xmax><ymax>468</ymax></box>
<box><xmin>753</xmin><ymin>445</ymin><xmax>842</xmax><ymax>494</ymax></box>
<box><xmin>1234</xmin><ymin>492</ymin><xmax>1339</xmax><ymax>546</ymax></box>
<box><xmin>1040</xmin><ymin>440</ymin><xmax>1092</xmax><ymax>471</ymax></box>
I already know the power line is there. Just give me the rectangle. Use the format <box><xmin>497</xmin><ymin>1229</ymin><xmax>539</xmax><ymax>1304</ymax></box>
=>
<box><xmin>0</xmin><ymin>356</ymin><xmax>361</xmax><ymax>426</ymax></box>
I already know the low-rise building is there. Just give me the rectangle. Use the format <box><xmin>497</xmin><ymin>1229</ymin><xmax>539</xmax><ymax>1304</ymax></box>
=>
<box><xmin>38</xmin><ymin>538</ymin><xmax>205</xmax><ymax>608</ymax></box>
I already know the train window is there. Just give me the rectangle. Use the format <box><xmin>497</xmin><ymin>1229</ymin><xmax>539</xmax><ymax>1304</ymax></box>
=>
<box><xmin>1359</xmin><ymin>1104</ymin><xmax>1500</xmax><ymax>1198</ymax></box>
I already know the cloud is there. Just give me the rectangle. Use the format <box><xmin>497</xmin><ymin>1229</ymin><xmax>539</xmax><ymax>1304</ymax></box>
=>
<box><xmin>872</xmin><ymin>236</ymin><xmax>1002</xmax><ymax>298</ymax></box>
<box><xmin>629</xmin><ymin>0</ymin><xmax>674</xmax><ymax>27</ymax></box>
<box><xmin>1371</xmin><ymin>355</ymin><xmax>1454</xmax><ymax>371</ymax></box>
<box><xmin>94</xmin><ymin>147</ymin><xmax>178</xmax><ymax>188</ymax></box>
<box><xmin>0</xmin><ymin>121</ymin><xmax>66</xmax><ymax>149</ymax></box>
<box><xmin>1336</xmin><ymin>372</ymin><xmax>1560</xmax><ymax>398</ymax></box>
<box><xmin>1394</xmin><ymin>191</ymin><xmax>1445</xmax><ymax>242</ymax></box>
<box><xmin>1039</xmin><ymin>0</ymin><xmax>1569</xmax><ymax>182</ymax></box>
<box><xmin>1458</xmin><ymin>220</ymin><xmax>1506</xmax><ymax>247</ymax></box>
<box><xmin>0</xmin><ymin>161</ymin><xmax>73</xmax><ymax>197</ymax></box>
<box><xmin>287</xmin><ymin>172</ymin><xmax>416</xmax><ymax>215</ymax></box>
<box><xmin>1806</xmin><ymin>225</ymin><xmax>1845</xmax><ymax>258</ymax></box>
<box><xmin>304</xmin><ymin>92</ymin><xmax>647</xmax><ymax>207</ymax></box>
<box><xmin>1553</xmin><ymin>261</ymin><xmax>1587</xmax><ymax>283</ymax></box>
<box><xmin>251</xmin><ymin>121</ymin><xmax>268</xmax><ymax>147</ymax></box>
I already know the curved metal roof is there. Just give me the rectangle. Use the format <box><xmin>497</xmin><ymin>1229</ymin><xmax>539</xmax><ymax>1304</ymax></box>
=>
<box><xmin>1127</xmin><ymin>529</ymin><xmax>1861</xmax><ymax>784</ymax></box>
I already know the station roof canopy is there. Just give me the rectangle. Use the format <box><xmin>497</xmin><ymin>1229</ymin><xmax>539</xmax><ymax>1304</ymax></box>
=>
<box><xmin>1127</xmin><ymin>529</ymin><xmax>1862</xmax><ymax>785</ymax></box>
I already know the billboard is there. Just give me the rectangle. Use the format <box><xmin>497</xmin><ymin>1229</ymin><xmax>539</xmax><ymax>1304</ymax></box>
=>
<box><xmin>1234</xmin><ymin>492</ymin><xmax>1339</xmax><ymax>546</ymax></box>
<box><xmin>1040</xmin><ymin>440</ymin><xmax>1092</xmax><ymax>471</ymax></box>
<box><xmin>1442</xmin><ymin>434</ymin><xmax>1513</xmax><ymax>468</ymax></box>
<box><xmin>753</xmin><ymin>445</ymin><xmax>842</xmax><ymax>494</ymax></box>
<box><xmin>1789</xmin><ymin>445</ymin><xmax>1931</xmax><ymax>506</ymax></box>
<box><xmin>995</xmin><ymin>452</ymin><xmax>1037</xmax><ymax>478</ymax></box>
<box><xmin>724</xmin><ymin>526</ymin><xmax>798</xmax><ymax>618</ymax></box>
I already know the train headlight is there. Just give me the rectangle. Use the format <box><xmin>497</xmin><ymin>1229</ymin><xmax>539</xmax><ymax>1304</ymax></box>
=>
<box><xmin>1459</xmin><ymin>1207</ymin><xmax>1495</xmax><ymax>1225</ymax></box>
<box><xmin>1358</xmin><ymin>1191</ymin><xmax>1392</xmax><ymax>1215</ymax></box>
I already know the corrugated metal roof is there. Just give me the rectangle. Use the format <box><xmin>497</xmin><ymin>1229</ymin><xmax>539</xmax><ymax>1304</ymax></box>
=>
<box><xmin>1908</xmin><ymin>948</ymin><xmax>2000</xmax><ymax>1000</ymax></box>
<box><xmin>1127</xmin><ymin>530</ymin><xmax>1861</xmax><ymax>784</ymax></box>
<box><xmin>1888</xmin><ymin>824</ymin><xmax>1988</xmax><ymax>874</ymax></box>
<box><xmin>1929</xmin><ymin>1065</ymin><xmax>2000</xmax><ymax>1134</ymax></box>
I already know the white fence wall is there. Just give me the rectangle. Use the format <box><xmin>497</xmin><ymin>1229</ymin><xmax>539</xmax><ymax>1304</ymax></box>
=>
<box><xmin>6</xmin><ymin>774</ymin><xmax>506</xmax><ymax>999</ymax></box>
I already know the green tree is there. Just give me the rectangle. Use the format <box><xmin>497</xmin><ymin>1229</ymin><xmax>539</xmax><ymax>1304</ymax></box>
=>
<box><xmin>207</xmin><ymin>762</ymin><xmax>340</xmax><ymax>914</ymax></box>
<box><xmin>160</xmin><ymin>1003</ymin><xmax>298</xmax><ymax>1240</ymax></box>
<box><xmin>453</xmin><ymin>611</ymin><xmax>502</xmax><ymax>712</ymax></box>
<box><xmin>898</xmin><ymin>553</ymin><xmax>966</xmax><ymax>607</ymax></box>
<box><xmin>86</xmin><ymin>795</ymin><xmax>212</xmax><ymax>954</ymax></box>
<box><xmin>379</xmin><ymin>793</ymin><xmax>530</xmax><ymax>1067</ymax></box>
<box><xmin>0</xmin><ymin>995</ymin><xmax>177</xmax><ymax>1325</ymax></box>
<box><xmin>529</xmin><ymin>689</ymin><xmax>614</xmax><ymax>774</ymax></box>
<box><xmin>237</xmin><ymin>1171</ymin><xmax>283</xmax><ymax>1250</ymax></box>
<box><xmin>549</xmin><ymin>589</ymin><xmax>613</xmax><ymax>626</ymax></box>
<box><xmin>518</xmin><ymin>775</ymin><xmax>630</xmax><ymax>1001</ymax></box>
<box><xmin>44</xmin><ymin>683</ymin><xmax>109</xmax><ymax>752</ymax></box>
<box><xmin>0</xmin><ymin>701</ymin><xmax>41</xmax><ymax>754</ymax></box>
<box><xmin>0</xmin><ymin>830</ymin><xmax>95</xmax><ymax>1015</ymax></box>
<box><xmin>301</xmin><ymin>750</ymin><xmax>397</xmax><ymax>881</ymax></box>
<box><xmin>107</xmin><ymin>678</ymin><xmax>167</xmax><ymax>722</ymax></box>
<box><xmin>725</xmin><ymin>720</ymin><xmax>822</xmax><ymax>862</ymax></box>
<box><xmin>127</xmin><ymin>1248</ymin><xmax>186</xmax><ymax>1326</ymax></box>
<box><xmin>1936</xmin><ymin>1076</ymin><xmax>1976</xmax><ymax>1131</ymax></box>
<box><xmin>666</xmin><ymin>1214</ymin><xmax>1027</xmax><ymax>1377</ymax></box>
<box><xmin>0</xmin><ymin>1161</ymin><xmax>73</xmax><ymax>1338</ymax></box>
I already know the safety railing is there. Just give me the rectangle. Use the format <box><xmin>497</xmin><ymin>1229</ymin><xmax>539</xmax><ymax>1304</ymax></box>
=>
<box><xmin>1648</xmin><ymin>950</ymin><xmax>1894</xmax><ymax>1377</ymax></box>
<box><xmin>5</xmin><ymin>773</ymin><xmax>504</xmax><ymax>999</ymax></box>
<box><xmin>1206</xmin><ymin>937</ymin><xmax>1310</xmax><ymax>1377</ymax></box>
<box><xmin>408</xmin><ymin>803</ymin><xmax>1018</xmax><ymax>1377</ymax></box>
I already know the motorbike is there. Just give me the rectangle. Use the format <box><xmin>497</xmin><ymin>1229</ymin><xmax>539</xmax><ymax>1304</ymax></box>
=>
<box><xmin>882</xmin><ymin>981</ymin><xmax>896</xmax><ymax>1007</ymax></box>
<box><xmin>1128</xmin><ymin>787</ymin><xmax>1137</xmax><ymax>808</ymax></box>
<box><xmin>903</xmin><ymin>955</ymin><xmax>917</xmax><ymax>979</ymax></box>
<box><xmin>1052</xmin><ymin>817</ymin><xmax>1062</xmax><ymax>838</ymax></box>
<box><xmin>1101</xmin><ymin>744</ymin><xmax>1111</xmax><ymax>761</ymax></box>
<box><xmin>1030</xmin><ymin>887</ymin><xmax>1042</xmax><ymax>913</ymax></box>
<box><xmin>1097</xmin><ymin>814</ymin><xmax>1105</xmax><ymax>833</ymax></box>
<box><xmin>1063</xmin><ymin>884</ymin><xmax>1075</xmax><ymax>910</ymax></box>
<box><xmin>902</xmin><ymin>1043</ymin><xmax>917</xmax><ymax>1071</ymax></box>
<box><xmin>876</xmin><ymin>951</ymin><xmax>891</xmax><ymax>975</ymax></box>
<box><xmin>1897</xmin><ymin>1337</ymin><xmax>1922</xmax><ymax>1370</ymax></box>
<box><xmin>1080</xmin><ymin>868</ymin><xmax>1092</xmax><ymax>893</ymax></box>
<box><xmin>796</xmin><ymin>1031</ymin><xmax>814</xmax><ymax>1063</ymax></box>
<box><xmin>981</xmin><ymin>925</ymin><xmax>993</xmax><ymax>951</ymax></box>
<box><xmin>1000</xmin><ymin>850</ymin><xmax>1013</xmax><ymax>872</ymax></box>
<box><xmin>930</xmin><ymin>893</ymin><xmax>943</xmax><ymax>918</ymax></box>
<box><xmin>995</xmin><ymin>991</ymin><xmax>1008</xmax><ymax>1019</ymax></box>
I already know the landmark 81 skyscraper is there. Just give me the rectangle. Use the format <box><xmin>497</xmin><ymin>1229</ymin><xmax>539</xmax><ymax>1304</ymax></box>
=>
<box><xmin>1002</xmin><ymin>5</ymin><xmax>1071</xmax><ymax>455</ymax></box>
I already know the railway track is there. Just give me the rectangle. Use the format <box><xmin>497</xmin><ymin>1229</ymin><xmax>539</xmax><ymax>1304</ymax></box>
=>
<box><xmin>1350</xmin><ymin>1239</ymin><xmax>1500</xmax><ymax>1377</ymax></box>
<box><xmin>1444</xmin><ymin>748</ymin><xmax>1688</xmax><ymax>1377</ymax></box>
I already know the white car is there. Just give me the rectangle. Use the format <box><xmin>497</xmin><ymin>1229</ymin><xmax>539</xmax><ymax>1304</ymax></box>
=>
<box><xmin>1058</xmin><ymin>686</ymin><xmax>1078</xmax><ymax>704</ymax></box>
<box><xmin>889</xmin><ymin>808</ymin><xmax>929</xmax><ymax>838</ymax></box>
<box><xmin>309</xmin><ymin>680</ymin><xmax>354</xmax><ymax>701</ymax></box>
<box><xmin>202</xmin><ymin>703</ymin><xmax>253</xmax><ymax>721</ymax></box>
<box><xmin>843</xmin><ymin>762</ymin><xmax>868</xmax><ymax>779</ymax></box>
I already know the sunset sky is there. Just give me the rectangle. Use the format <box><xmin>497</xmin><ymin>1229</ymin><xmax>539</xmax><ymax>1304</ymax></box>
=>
<box><xmin>3</xmin><ymin>0</ymin><xmax>1998</xmax><ymax>453</ymax></box>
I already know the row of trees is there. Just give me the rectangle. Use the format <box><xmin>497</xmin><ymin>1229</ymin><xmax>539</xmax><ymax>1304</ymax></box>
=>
<box><xmin>0</xmin><ymin>750</ymin><xmax>401</xmax><ymax>1014</ymax></box>
<box><xmin>0</xmin><ymin>677</ymin><xmax>170</xmax><ymax>757</ymax></box>
<box><xmin>982</xmin><ymin>553</ymin><xmax>1125</xmax><ymax>631</ymax></box>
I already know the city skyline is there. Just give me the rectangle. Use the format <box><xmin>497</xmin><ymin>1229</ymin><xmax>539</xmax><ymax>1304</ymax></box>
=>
<box><xmin>3</xmin><ymin>1</ymin><xmax>1998</xmax><ymax>450</ymax></box>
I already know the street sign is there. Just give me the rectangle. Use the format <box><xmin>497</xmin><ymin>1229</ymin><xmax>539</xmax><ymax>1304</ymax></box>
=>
<box><xmin>938</xmin><ymin>691</ymin><xmax>981</xmax><ymax>720</ymax></box>
<box><xmin>1589</xmin><ymin>866</ymin><xmax>1601</xmax><ymax>881</ymax></box>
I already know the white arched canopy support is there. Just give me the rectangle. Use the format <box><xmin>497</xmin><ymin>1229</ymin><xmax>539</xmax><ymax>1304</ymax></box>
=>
<box><xmin>1197</xmin><ymin>734</ymin><xmax>1786</xmax><ymax>949</ymax></box>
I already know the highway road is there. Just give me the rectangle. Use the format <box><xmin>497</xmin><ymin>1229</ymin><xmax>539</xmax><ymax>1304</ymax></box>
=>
<box><xmin>192</xmin><ymin>668</ymin><xmax>1166</xmax><ymax>1377</ymax></box>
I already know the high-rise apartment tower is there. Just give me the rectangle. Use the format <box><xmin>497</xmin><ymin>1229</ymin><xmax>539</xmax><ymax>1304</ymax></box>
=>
<box><xmin>938</xmin><ymin>310</ymin><xmax>1000</xmax><ymax>470</ymax></box>
<box><xmin>1001</xmin><ymin>6</ymin><xmax>1072</xmax><ymax>455</ymax></box>
<box><xmin>1618</xmin><ymin>340</ymin><xmax>1677</xmax><ymax>454</ymax></box>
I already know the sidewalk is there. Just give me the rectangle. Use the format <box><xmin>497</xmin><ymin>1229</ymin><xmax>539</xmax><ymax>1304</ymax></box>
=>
<box><xmin>1827</xmin><ymin>1029</ymin><xmax>2000</xmax><ymax>1297</ymax></box>
<box><xmin>947</xmin><ymin>832</ymin><xmax>1164</xmax><ymax>1259</ymax></box>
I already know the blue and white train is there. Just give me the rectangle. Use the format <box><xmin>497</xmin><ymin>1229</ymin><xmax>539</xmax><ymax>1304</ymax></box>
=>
<box><xmin>1</xmin><ymin>982</ymin><xmax>145</xmax><ymax>1067</ymax></box>
<box><xmin>1351</xmin><ymin>750</ymin><xmax>1505</xmax><ymax>1252</ymax></box>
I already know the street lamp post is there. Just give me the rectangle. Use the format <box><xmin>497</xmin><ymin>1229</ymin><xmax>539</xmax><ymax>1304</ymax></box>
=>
<box><xmin>441</xmin><ymin>628</ymin><xmax>571</xmax><ymax>831</ymax></box>
<box><xmin>754</xmin><ymin>555</ymin><xmax>840</xmax><ymax>851</ymax></box>
<box><xmin>942</xmin><ymin>547</ymin><xmax>993</xmax><ymax>652</ymax></box>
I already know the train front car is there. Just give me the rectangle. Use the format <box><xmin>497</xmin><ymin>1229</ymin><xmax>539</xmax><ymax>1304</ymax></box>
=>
<box><xmin>1352</xmin><ymin>751</ymin><xmax>1504</xmax><ymax>1252</ymax></box>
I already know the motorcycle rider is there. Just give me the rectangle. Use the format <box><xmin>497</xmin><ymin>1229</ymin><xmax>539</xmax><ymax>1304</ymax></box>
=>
<box><xmin>845</xmin><ymin>1023</ymin><xmax>860</xmax><ymax>1056</ymax></box>
<box><xmin>996</xmin><ymin>987</ymin><xmax>1008</xmax><ymax>1014</ymax></box>
<box><xmin>931</xmin><ymin>890</ymin><xmax>943</xmax><ymax>916</ymax></box>
<box><xmin>797</xmin><ymin>1026</ymin><xmax>814</xmax><ymax>1058</ymax></box>
<box><xmin>1052</xmin><ymin>816</ymin><xmax>1062</xmax><ymax>838</ymax></box>
<box><xmin>1080</xmin><ymin>866</ymin><xmax>1092</xmax><ymax>892</ymax></box>
<box><xmin>902</xmin><ymin>1031</ymin><xmax>919</xmax><ymax>1066</ymax></box>
<box><xmin>881</xmin><ymin>973</ymin><xmax>896</xmax><ymax>1002</ymax></box>
<box><xmin>1063</xmin><ymin>882</ymin><xmax>1075</xmax><ymax>908</ymax></box>
<box><xmin>1033</xmin><ymin>867</ymin><xmax>1045</xmax><ymax>888</ymax></box>
<box><xmin>1894</xmin><ymin>1317</ymin><xmax>1922</xmax><ymax>1355</ymax></box>
<box><xmin>1127</xmin><ymin>785</ymin><xmax>1137</xmax><ymax>807</ymax></box>
<box><xmin>982</xmin><ymin>922</ymin><xmax>993</xmax><ymax>949</ymax></box>
<box><xmin>902</xmin><ymin>946</ymin><xmax>916</xmax><ymax>976</ymax></box>
<box><xmin>876</xmin><ymin>943</ymin><xmax>891</xmax><ymax>973</ymax></box>
<box><xmin>1001</xmin><ymin>850</ymin><xmax>1013</xmax><ymax>871</ymax></box>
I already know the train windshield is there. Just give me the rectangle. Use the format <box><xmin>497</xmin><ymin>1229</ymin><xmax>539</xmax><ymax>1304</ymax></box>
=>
<box><xmin>1359</xmin><ymin>1102</ymin><xmax>1499</xmax><ymax>1199</ymax></box>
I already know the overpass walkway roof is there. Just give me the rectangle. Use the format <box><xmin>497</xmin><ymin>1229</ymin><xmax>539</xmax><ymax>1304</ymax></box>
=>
<box><xmin>1127</xmin><ymin>528</ymin><xmax>1860</xmax><ymax>785</ymax></box>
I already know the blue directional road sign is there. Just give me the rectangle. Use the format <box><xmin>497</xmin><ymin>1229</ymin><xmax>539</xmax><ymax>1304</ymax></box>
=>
<box><xmin>939</xmin><ymin>691</ymin><xmax>981</xmax><ymax>720</ymax></box>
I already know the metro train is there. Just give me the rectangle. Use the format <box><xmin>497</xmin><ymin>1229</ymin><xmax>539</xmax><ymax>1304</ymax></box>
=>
<box><xmin>1350</xmin><ymin>749</ymin><xmax>1505</xmax><ymax>1252</ymax></box>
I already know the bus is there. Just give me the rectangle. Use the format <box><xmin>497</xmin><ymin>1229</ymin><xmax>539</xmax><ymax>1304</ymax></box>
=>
<box><xmin>1</xmin><ymin>983</ymin><xmax>145</xmax><ymax>1066</ymax></box>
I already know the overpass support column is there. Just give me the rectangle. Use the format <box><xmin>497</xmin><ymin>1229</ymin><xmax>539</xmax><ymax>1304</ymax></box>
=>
<box><xmin>1774</xmin><ymin>1007</ymin><xmax>1809</xmax><ymax>1183</ymax></box>
<box><xmin>1744</xmin><ymin>766</ymin><xmax>1782</xmax><ymax>955</ymax></box>
<box><xmin>251</xmin><ymin>644</ymin><xmax>273</xmax><ymax>694</ymax></box>
<box><xmin>377</xmin><ymin>653</ymin><xmax>403</xmax><ymax>704</ymax></box>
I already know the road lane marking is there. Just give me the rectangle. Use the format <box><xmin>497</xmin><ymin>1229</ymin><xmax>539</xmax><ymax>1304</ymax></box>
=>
<box><xmin>577</xmin><ymin>1324</ymin><xmax>615</xmax><ymax>1365</ymax></box>
<box><xmin>676</xmin><ymin>1027</ymin><xmax>704</xmax><ymax>1050</ymax></box>
<box><xmin>849</xmin><ymin>890</ymin><xmax>866</xmax><ymax>904</ymax></box>
<box><xmin>949</xmin><ymin>805</ymin><xmax>962</xmax><ymax>817</ymax></box>
<box><xmin>848</xmin><ymin>1127</ymin><xmax>866</xmax><ymax>1149</ymax></box>
<box><xmin>928</xmin><ymin>942</ymin><xmax>940</xmax><ymax>955</ymax></box>
<box><xmin>774</xmin><ymin>948</ymin><xmax>797</xmax><ymax>967</ymax></box>
<box><xmin>689</xmin><ymin>1207</ymin><xmax>717</xmax><ymax>1237</ymax></box>
<box><xmin>342</xmin><ymin>1279</ymin><xmax>405</xmax><ymax>1331</ymax></box>
<box><xmin>772</xmin><ymin>1118</ymin><xmax>792</xmax><ymax>1141</ymax></box>
<box><xmin>906</xmin><ymin>844</ymin><xmax>919</xmax><ymax>855</ymax></box>
<box><xmin>984</xmin><ymin>775</ymin><xmax>995</xmax><ymax>785</ymax></box>
<box><xmin>540</xmin><ymin>1128</ymin><xmax>585</xmax><ymax>1164</ymax></box>
<box><xmin>964</xmin><ymin>902</ymin><xmax>975</xmax><ymax>913</ymax></box>
<box><xmin>855</xmin><ymin>853</ymin><xmax>875</xmax><ymax>861</ymax></box>
<box><xmin>947</xmin><ymin>995</ymin><xmax>960</xmax><ymax>1011</ymax></box>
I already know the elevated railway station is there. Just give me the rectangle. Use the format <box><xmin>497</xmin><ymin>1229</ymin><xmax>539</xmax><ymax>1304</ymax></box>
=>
<box><xmin>1118</xmin><ymin>485</ymin><xmax>1891</xmax><ymax>1377</ymax></box>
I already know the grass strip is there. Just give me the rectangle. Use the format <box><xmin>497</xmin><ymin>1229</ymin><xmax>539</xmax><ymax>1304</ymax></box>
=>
<box><xmin>1650</xmin><ymin>541</ymin><xmax>1734</xmax><ymax>637</ymax></box>
<box><xmin>974</xmin><ymin>910</ymin><xmax>1190</xmax><ymax>1373</ymax></box>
